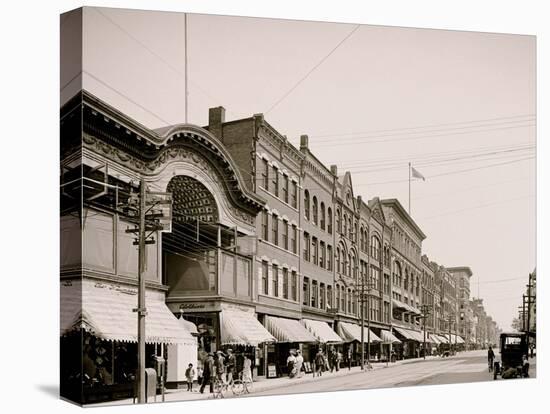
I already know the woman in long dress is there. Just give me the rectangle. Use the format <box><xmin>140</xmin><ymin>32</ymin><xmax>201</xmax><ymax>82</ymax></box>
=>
<box><xmin>242</xmin><ymin>354</ymin><xmax>253</xmax><ymax>383</ymax></box>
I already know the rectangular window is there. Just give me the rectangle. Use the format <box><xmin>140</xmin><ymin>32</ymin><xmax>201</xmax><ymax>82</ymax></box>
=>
<box><xmin>320</xmin><ymin>283</ymin><xmax>325</xmax><ymax>310</ymax></box>
<box><xmin>320</xmin><ymin>241</ymin><xmax>326</xmax><ymax>269</ymax></box>
<box><xmin>311</xmin><ymin>280</ymin><xmax>318</xmax><ymax>308</ymax></box>
<box><xmin>272</xmin><ymin>214</ymin><xmax>279</xmax><ymax>246</ymax></box>
<box><xmin>291</xmin><ymin>181</ymin><xmax>298</xmax><ymax>208</ymax></box>
<box><xmin>283</xmin><ymin>175</ymin><xmax>289</xmax><ymax>204</ymax></box>
<box><xmin>291</xmin><ymin>225</ymin><xmax>297</xmax><ymax>254</ymax></box>
<box><xmin>282</xmin><ymin>221</ymin><xmax>289</xmax><ymax>250</ymax></box>
<box><xmin>341</xmin><ymin>287</ymin><xmax>345</xmax><ymax>311</ymax></box>
<box><xmin>327</xmin><ymin>285</ymin><xmax>332</xmax><ymax>309</ymax></box>
<box><xmin>262</xmin><ymin>159</ymin><xmax>269</xmax><ymax>189</ymax></box>
<box><xmin>303</xmin><ymin>232</ymin><xmax>310</xmax><ymax>261</ymax></box>
<box><xmin>312</xmin><ymin>237</ymin><xmax>318</xmax><ymax>265</ymax></box>
<box><xmin>283</xmin><ymin>268</ymin><xmax>289</xmax><ymax>299</ymax></box>
<box><xmin>262</xmin><ymin>261</ymin><xmax>268</xmax><ymax>295</ymax></box>
<box><xmin>272</xmin><ymin>264</ymin><xmax>279</xmax><ymax>297</ymax></box>
<box><xmin>327</xmin><ymin>245</ymin><xmax>332</xmax><ymax>271</ymax></box>
<box><xmin>347</xmin><ymin>289</ymin><xmax>352</xmax><ymax>313</ymax></box>
<box><xmin>272</xmin><ymin>166</ymin><xmax>279</xmax><ymax>197</ymax></box>
<box><xmin>291</xmin><ymin>271</ymin><xmax>298</xmax><ymax>301</ymax></box>
<box><xmin>261</xmin><ymin>211</ymin><xmax>269</xmax><ymax>241</ymax></box>
<box><xmin>303</xmin><ymin>277</ymin><xmax>310</xmax><ymax>306</ymax></box>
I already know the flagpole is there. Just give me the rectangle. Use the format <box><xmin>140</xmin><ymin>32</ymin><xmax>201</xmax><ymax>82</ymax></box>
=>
<box><xmin>408</xmin><ymin>162</ymin><xmax>411</xmax><ymax>215</ymax></box>
<box><xmin>184</xmin><ymin>12</ymin><xmax>188</xmax><ymax>124</ymax></box>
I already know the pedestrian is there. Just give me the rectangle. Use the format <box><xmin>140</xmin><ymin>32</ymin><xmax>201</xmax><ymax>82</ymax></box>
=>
<box><xmin>287</xmin><ymin>350</ymin><xmax>297</xmax><ymax>378</ymax></box>
<box><xmin>347</xmin><ymin>347</ymin><xmax>352</xmax><ymax>370</ymax></box>
<box><xmin>487</xmin><ymin>346</ymin><xmax>495</xmax><ymax>371</ymax></box>
<box><xmin>215</xmin><ymin>350</ymin><xmax>226</xmax><ymax>383</ymax></box>
<box><xmin>242</xmin><ymin>354</ymin><xmax>253</xmax><ymax>383</ymax></box>
<box><xmin>185</xmin><ymin>363</ymin><xmax>195</xmax><ymax>392</ymax></box>
<box><xmin>226</xmin><ymin>349</ymin><xmax>236</xmax><ymax>385</ymax></box>
<box><xmin>329</xmin><ymin>347</ymin><xmax>336</xmax><ymax>373</ymax></box>
<box><xmin>295</xmin><ymin>350</ymin><xmax>304</xmax><ymax>378</ymax></box>
<box><xmin>315</xmin><ymin>349</ymin><xmax>325</xmax><ymax>377</ymax></box>
<box><xmin>200</xmin><ymin>353</ymin><xmax>214</xmax><ymax>394</ymax></box>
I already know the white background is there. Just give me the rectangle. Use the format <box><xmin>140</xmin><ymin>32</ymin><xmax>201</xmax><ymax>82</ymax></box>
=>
<box><xmin>0</xmin><ymin>1</ymin><xmax>546</xmax><ymax>413</ymax></box>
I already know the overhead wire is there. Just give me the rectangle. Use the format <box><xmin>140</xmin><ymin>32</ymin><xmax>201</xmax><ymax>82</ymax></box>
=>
<box><xmin>309</xmin><ymin>115</ymin><xmax>535</xmax><ymax>141</ymax></box>
<box><xmin>265</xmin><ymin>24</ymin><xmax>361</xmax><ymax>114</ymax></box>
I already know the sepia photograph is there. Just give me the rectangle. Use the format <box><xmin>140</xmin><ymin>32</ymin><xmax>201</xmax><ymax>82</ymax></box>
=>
<box><xmin>59</xmin><ymin>6</ymin><xmax>536</xmax><ymax>407</ymax></box>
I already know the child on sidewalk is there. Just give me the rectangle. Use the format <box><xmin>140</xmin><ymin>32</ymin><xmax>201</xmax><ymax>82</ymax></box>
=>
<box><xmin>185</xmin><ymin>363</ymin><xmax>196</xmax><ymax>392</ymax></box>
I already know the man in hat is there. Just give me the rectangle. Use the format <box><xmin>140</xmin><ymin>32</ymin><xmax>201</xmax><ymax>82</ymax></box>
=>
<box><xmin>215</xmin><ymin>351</ymin><xmax>226</xmax><ymax>383</ymax></box>
<box><xmin>226</xmin><ymin>349</ymin><xmax>236</xmax><ymax>385</ymax></box>
<box><xmin>199</xmin><ymin>353</ymin><xmax>214</xmax><ymax>394</ymax></box>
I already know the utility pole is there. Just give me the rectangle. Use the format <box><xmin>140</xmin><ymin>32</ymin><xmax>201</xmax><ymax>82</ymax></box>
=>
<box><xmin>137</xmin><ymin>179</ymin><xmax>147</xmax><ymax>403</ymax></box>
<box><xmin>420</xmin><ymin>304</ymin><xmax>432</xmax><ymax>360</ymax></box>
<box><xmin>126</xmin><ymin>179</ymin><xmax>172</xmax><ymax>404</ymax></box>
<box><xmin>360</xmin><ymin>272</ymin><xmax>365</xmax><ymax>370</ymax></box>
<box><xmin>526</xmin><ymin>275</ymin><xmax>534</xmax><ymax>353</ymax></box>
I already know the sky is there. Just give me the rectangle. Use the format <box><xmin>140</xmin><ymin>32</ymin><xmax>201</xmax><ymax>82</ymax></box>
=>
<box><xmin>62</xmin><ymin>7</ymin><xmax>536</xmax><ymax>331</ymax></box>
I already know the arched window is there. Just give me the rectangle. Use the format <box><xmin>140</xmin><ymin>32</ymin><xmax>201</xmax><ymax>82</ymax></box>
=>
<box><xmin>336</xmin><ymin>208</ymin><xmax>341</xmax><ymax>233</ymax></box>
<box><xmin>360</xmin><ymin>227</ymin><xmax>365</xmax><ymax>251</ymax></box>
<box><xmin>336</xmin><ymin>247</ymin><xmax>341</xmax><ymax>273</ymax></box>
<box><xmin>370</xmin><ymin>235</ymin><xmax>381</xmax><ymax>261</ymax></box>
<box><xmin>347</xmin><ymin>253</ymin><xmax>352</xmax><ymax>276</ymax></box>
<box><xmin>348</xmin><ymin>217</ymin><xmax>353</xmax><ymax>239</ymax></box>
<box><xmin>312</xmin><ymin>196</ymin><xmax>318</xmax><ymax>225</ymax></box>
<box><xmin>404</xmin><ymin>271</ymin><xmax>409</xmax><ymax>290</ymax></box>
<box><xmin>343</xmin><ymin>213</ymin><xmax>347</xmax><ymax>236</ymax></box>
<box><xmin>354</xmin><ymin>222</ymin><xmax>358</xmax><ymax>243</ymax></box>
<box><xmin>395</xmin><ymin>261</ymin><xmax>402</xmax><ymax>287</ymax></box>
<box><xmin>351</xmin><ymin>254</ymin><xmax>357</xmax><ymax>279</ymax></box>
<box><xmin>304</xmin><ymin>190</ymin><xmax>310</xmax><ymax>220</ymax></box>
<box><xmin>327</xmin><ymin>207</ymin><xmax>332</xmax><ymax>234</ymax></box>
<box><xmin>341</xmin><ymin>286</ymin><xmax>346</xmax><ymax>311</ymax></box>
<box><xmin>320</xmin><ymin>202</ymin><xmax>326</xmax><ymax>230</ymax></box>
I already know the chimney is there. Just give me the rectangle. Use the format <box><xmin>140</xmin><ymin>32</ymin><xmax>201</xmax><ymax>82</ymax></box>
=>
<box><xmin>300</xmin><ymin>134</ymin><xmax>309</xmax><ymax>151</ymax></box>
<box><xmin>330</xmin><ymin>165</ymin><xmax>338</xmax><ymax>176</ymax></box>
<box><xmin>208</xmin><ymin>106</ymin><xmax>226</xmax><ymax>139</ymax></box>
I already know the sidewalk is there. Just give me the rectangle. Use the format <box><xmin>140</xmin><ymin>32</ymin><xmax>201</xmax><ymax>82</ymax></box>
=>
<box><xmin>88</xmin><ymin>354</ymin><xmax>447</xmax><ymax>406</ymax></box>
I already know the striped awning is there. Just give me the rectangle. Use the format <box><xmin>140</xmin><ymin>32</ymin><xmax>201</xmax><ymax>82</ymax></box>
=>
<box><xmin>337</xmin><ymin>322</ymin><xmax>382</xmax><ymax>343</ymax></box>
<box><xmin>221</xmin><ymin>309</ymin><xmax>276</xmax><ymax>346</ymax></box>
<box><xmin>301</xmin><ymin>319</ymin><xmax>344</xmax><ymax>343</ymax></box>
<box><xmin>393</xmin><ymin>327</ymin><xmax>424</xmax><ymax>342</ymax></box>
<box><xmin>265</xmin><ymin>316</ymin><xmax>317</xmax><ymax>343</ymax></box>
<box><xmin>437</xmin><ymin>334</ymin><xmax>450</xmax><ymax>344</ymax></box>
<box><xmin>380</xmin><ymin>329</ymin><xmax>401</xmax><ymax>344</ymax></box>
<box><xmin>429</xmin><ymin>334</ymin><xmax>442</xmax><ymax>344</ymax></box>
<box><xmin>60</xmin><ymin>280</ymin><xmax>196</xmax><ymax>345</ymax></box>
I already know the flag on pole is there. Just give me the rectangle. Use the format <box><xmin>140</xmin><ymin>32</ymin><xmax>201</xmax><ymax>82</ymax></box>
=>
<box><xmin>411</xmin><ymin>166</ymin><xmax>426</xmax><ymax>181</ymax></box>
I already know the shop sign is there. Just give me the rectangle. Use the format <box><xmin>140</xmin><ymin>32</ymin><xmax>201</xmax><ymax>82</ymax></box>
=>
<box><xmin>267</xmin><ymin>364</ymin><xmax>277</xmax><ymax>378</ymax></box>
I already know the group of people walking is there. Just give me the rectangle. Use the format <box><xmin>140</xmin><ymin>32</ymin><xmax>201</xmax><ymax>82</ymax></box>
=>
<box><xmin>287</xmin><ymin>347</ymin><xmax>350</xmax><ymax>379</ymax></box>
<box><xmin>198</xmin><ymin>349</ymin><xmax>253</xmax><ymax>394</ymax></box>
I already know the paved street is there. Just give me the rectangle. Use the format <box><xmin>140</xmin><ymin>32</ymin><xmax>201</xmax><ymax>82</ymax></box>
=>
<box><xmin>89</xmin><ymin>350</ymin><xmax>536</xmax><ymax>406</ymax></box>
<box><xmin>253</xmin><ymin>350</ymin><xmax>536</xmax><ymax>397</ymax></box>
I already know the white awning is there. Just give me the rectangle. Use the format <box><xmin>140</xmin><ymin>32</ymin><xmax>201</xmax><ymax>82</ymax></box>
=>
<box><xmin>429</xmin><ymin>334</ymin><xmax>441</xmax><ymax>344</ymax></box>
<box><xmin>337</xmin><ymin>322</ymin><xmax>382</xmax><ymax>343</ymax></box>
<box><xmin>221</xmin><ymin>308</ymin><xmax>276</xmax><ymax>346</ymax></box>
<box><xmin>265</xmin><ymin>316</ymin><xmax>318</xmax><ymax>343</ymax></box>
<box><xmin>393</xmin><ymin>327</ymin><xmax>424</xmax><ymax>342</ymax></box>
<box><xmin>60</xmin><ymin>280</ymin><xmax>196</xmax><ymax>345</ymax></box>
<box><xmin>301</xmin><ymin>319</ymin><xmax>344</xmax><ymax>343</ymax></box>
<box><xmin>380</xmin><ymin>329</ymin><xmax>401</xmax><ymax>344</ymax></box>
